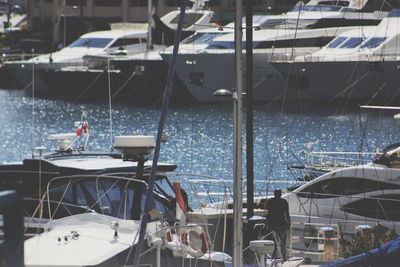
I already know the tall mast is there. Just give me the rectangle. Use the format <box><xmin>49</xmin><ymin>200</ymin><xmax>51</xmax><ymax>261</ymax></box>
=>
<box><xmin>147</xmin><ymin>0</ymin><xmax>153</xmax><ymax>49</ymax></box>
<box><xmin>233</xmin><ymin>0</ymin><xmax>243</xmax><ymax>266</ymax></box>
<box><xmin>245</xmin><ymin>0</ymin><xmax>254</xmax><ymax>219</ymax></box>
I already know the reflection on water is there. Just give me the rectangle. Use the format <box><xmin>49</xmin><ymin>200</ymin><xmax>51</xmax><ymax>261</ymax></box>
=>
<box><xmin>0</xmin><ymin>89</ymin><xmax>398</xmax><ymax>192</ymax></box>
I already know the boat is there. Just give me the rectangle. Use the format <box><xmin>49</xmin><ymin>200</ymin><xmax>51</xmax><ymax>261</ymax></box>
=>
<box><xmin>21</xmin><ymin>143</ymin><xmax>232</xmax><ymax>266</ymax></box>
<box><xmin>160</xmin><ymin>0</ymin><xmax>387</xmax><ymax>103</ymax></box>
<box><xmin>2</xmin><ymin>23</ymin><xmax>152</xmax><ymax>93</ymax></box>
<box><xmin>24</xmin><ymin>212</ymin><xmax>231</xmax><ymax>267</ymax></box>
<box><xmin>271</xmin><ymin>9</ymin><xmax>400</xmax><ymax>106</ymax></box>
<box><xmin>0</xmin><ymin>113</ymin><xmax>184</xmax><ymax>237</ymax></box>
<box><xmin>0</xmin><ymin>0</ymin><xmax>215</xmax><ymax>97</ymax></box>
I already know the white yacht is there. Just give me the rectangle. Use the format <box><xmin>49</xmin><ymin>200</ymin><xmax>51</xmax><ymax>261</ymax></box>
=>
<box><xmin>272</xmin><ymin>9</ymin><xmax>400</xmax><ymax>105</ymax></box>
<box><xmin>1</xmin><ymin>0</ymin><xmax>216</xmax><ymax>96</ymax></box>
<box><xmin>3</xmin><ymin>24</ymin><xmax>151</xmax><ymax>94</ymax></box>
<box><xmin>160</xmin><ymin>0</ymin><xmax>387</xmax><ymax>103</ymax></box>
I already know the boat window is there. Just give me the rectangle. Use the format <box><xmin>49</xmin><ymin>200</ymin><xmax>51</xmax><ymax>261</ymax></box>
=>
<box><xmin>339</xmin><ymin>37</ymin><xmax>365</xmax><ymax>48</ymax></box>
<box><xmin>297</xmin><ymin>177</ymin><xmax>400</xmax><ymax>198</ymax></box>
<box><xmin>68</xmin><ymin>37</ymin><xmax>114</xmax><ymax>48</ymax></box>
<box><xmin>110</xmin><ymin>38</ymin><xmax>145</xmax><ymax>48</ymax></box>
<box><xmin>327</xmin><ymin>37</ymin><xmax>347</xmax><ymax>48</ymax></box>
<box><xmin>360</xmin><ymin>37</ymin><xmax>387</xmax><ymax>49</ymax></box>
<box><xmin>388</xmin><ymin>10</ymin><xmax>400</xmax><ymax>17</ymax></box>
<box><xmin>206</xmin><ymin>41</ymin><xmax>235</xmax><ymax>49</ymax></box>
<box><xmin>261</xmin><ymin>18</ymin><xmax>318</xmax><ymax>30</ymax></box>
<box><xmin>256</xmin><ymin>36</ymin><xmax>333</xmax><ymax>49</ymax></box>
<box><xmin>290</xmin><ymin>5</ymin><xmax>342</xmax><ymax>12</ymax></box>
<box><xmin>181</xmin><ymin>32</ymin><xmax>226</xmax><ymax>45</ymax></box>
<box><xmin>206</xmin><ymin>41</ymin><xmax>257</xmax><ymax>49</ymax></box>
<box><xmin>260</xmin><ymin>19</ymin><xmax>287</xmax><ymax>28</ymax></box>
<box><xmin>342</xmin><ymin>194</ymin><xmax>400</xmax><ymax>221</ymax></box>
<box><xmin>155</xmin><ymin>176</ymin><xmax>175</xmax><ymax>197</ymax></box>
<box><xmin>316</xmin><ymin>1</ymin><xmax>349</xmax><ymax>7</ymax></box>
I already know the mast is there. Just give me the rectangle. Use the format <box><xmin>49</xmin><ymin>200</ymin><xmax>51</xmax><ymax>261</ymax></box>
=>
<box><xmin>233</xmin><ymin>0</ymin><xmax>243</xmax><ymax>266</ymax></box>
<box><xmin>245</xmin><ymin>0</ymin><xmax>254</xmax><ymax>219</ymax></box>
<box><xmin>147</xmin><ymin>0</ymin><xmax>153</xmax><ymax>49</ymax></box>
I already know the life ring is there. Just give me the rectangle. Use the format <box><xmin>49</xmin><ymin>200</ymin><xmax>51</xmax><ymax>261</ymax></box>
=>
<box><xmin>181</xmin><ymin>226</ymin><xmax>208</xmax><ymax>258</ymax></box>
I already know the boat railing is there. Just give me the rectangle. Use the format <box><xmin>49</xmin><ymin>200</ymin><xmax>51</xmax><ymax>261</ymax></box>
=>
<box><xmin>276</xmin><ymin>53</ymin><xmax>400</xmax><ymax>63</ymax></box>
<box><xmin>170</xmin><ymin>173</ymin><xmax>303</xmax><ymax>208</ymax></box>
<box><xmin>289</xmin><ymin>221</ymin><xmax>340</xmax><ymax>263</ymax></box>
<box><xmin>0</xmin><ymin>52</ymin><xmax>39</xmax><ymax>62</ymax></box>
<box><xmin>303</xmin><ymin>150</ymin><xmax>375</xmax><ymax>172</ymax></box>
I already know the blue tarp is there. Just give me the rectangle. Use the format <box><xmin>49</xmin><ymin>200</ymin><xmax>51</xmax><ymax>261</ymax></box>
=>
<box><xmin>322</xmin><ymin>237</ymin><xmax>400</xmax><ymax>267</ymax></box>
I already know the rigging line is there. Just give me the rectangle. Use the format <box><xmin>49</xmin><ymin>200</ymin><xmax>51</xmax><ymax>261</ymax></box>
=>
<box><xmin>328</xmin><ymin>70</ymin><xmax>371</xmax><ymax>105</ymax></box>
<box><xmin>31</xmin><ymin>51</ymin><xmax>35</xmax><ymax>158</ymax></box>
<box><xmin>131</xmin><ymin>0</ymin><xmax>188</xmax><ymax>265</ymax></box>
<box><xmin>107</xmin><ymin>58</ymin><xmax>113</xmax><ymax>150</ymax></box>
<box><xmin>74</xmin><ymin>70</ymin><xmax>104</xmax><ymax>102</ymax></box>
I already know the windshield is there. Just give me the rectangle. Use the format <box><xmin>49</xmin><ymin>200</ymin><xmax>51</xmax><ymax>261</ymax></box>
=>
<box><xmin>46</xmin><ymin>175</ymin><xmax>173</xmax><ymax>221</ymax></box>
<box><xmin>68</xmin><ymin>38</ymin><xmax>114</xmax><ymax>49</ymax></box>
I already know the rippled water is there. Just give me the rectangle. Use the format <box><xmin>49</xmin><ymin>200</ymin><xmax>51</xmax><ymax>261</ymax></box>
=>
<box><xmin>0</xmin><ymin>89</ymin><xmax>398</xmax><ymax>193</ymax></box>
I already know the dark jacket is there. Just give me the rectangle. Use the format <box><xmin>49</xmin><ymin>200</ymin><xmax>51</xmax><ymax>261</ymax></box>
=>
<box><xmin>266</xmin><ymin>197</ymin><xmax>290</xmax><ymax>230</ymax></box>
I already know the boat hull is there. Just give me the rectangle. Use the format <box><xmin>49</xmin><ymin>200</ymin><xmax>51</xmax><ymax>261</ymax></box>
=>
<box><xmin>161</xmin><ymin>51</ymin><xmax>287</xmax><ymax>103</ymax></box>
<box><xmin>272</xmin><ymin>59</ymin><xmax>400</xmax><ymax>105</ymax></box>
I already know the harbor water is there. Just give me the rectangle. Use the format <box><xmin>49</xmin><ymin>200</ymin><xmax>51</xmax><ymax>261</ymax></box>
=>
<box><xmin>0</xmin><ymin>89</ymin><xmax>398</xmax><ymax>196</ymax></box>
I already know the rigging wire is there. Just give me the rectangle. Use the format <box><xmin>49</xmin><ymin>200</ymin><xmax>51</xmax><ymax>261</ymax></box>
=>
<box><xmin>107</xmin><ymin>57</ymin><xmax>113</xmax><ymax>150</ymax></box>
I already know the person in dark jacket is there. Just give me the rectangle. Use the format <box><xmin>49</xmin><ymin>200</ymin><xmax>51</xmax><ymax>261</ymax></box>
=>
<box><xmin>266</xmin><ymin>189</ymin><xmax>291</xmax><ymax>261</ymax></box>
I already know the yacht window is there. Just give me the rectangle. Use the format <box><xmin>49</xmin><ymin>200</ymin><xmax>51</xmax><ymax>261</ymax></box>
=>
<box><xmin>261</xmin><ymin>18</ymin><xmax>318</xmax><ymax>30</ymax></box>
<box><xmin>342</xmin><ymin>194</ymin><xmax>400</xmax><ymax>221</ymax></box>
<box><xmin>256</xmin><ymin>37</ymin><xmax>333</xmax><ymax>49</ymax></box>
<box><xmin>327</xmin><ymin>37</ymin><xmax>347</xmax><ymax>48</ymax></box>
<box><xmin>94</xmin><ymin>0</ymin><xmax>122</xmax><ymax>6</ymax></box>
<box><xmin>339</xmin><ymin>37</ymin><xmax>365</xmax><ymax>48</ymax></box>
<box><xmin>206</xmin><ymin>41</ymin><xmax>256</xmax><ymax>49</ymax></box>
<box><xmin>360</xmin><ymin>37</ymin><xmax>387</xmax><ymax>49</ymax></box>
<box><xmin>69</xmin><ymin>37</ymin><xmax>113</xmax><ymax>48</ymax></box>
<box><xmin>290</xmin><ymin>5</ymin><xmax>342</xmax><ymax>12</ymax></box>
<box><xmin>206</xmin><ymin>41</ymin><xmax>235</xmax><ymax>49</ymax></box>
<box><xmin>181</xmin><ymin>32</ymin><xmax>226</xmax><ymax>45</ymax></box>
<box><xmin>317</xmin><ymin>1</ymin><xmax>349</xmax><ymax>7</ymax></box>
<box><xmin>110</xmin><ymin>38</ymin><xmax>145</xmax><ymax>48</ymax></box>
<box><xmin>388</xmin><ymin>10</ymin><xmax>400</xmax><ymax>17</ymax></box>
<box><xmin>297</xmin><ymin>177</ymin><xmax>400</xmax><ymax>198</ymax></box>
<box><xmin>260</xmin><ymin>19</ymin><xmax>287</xmax><ymax>28</ymax></box>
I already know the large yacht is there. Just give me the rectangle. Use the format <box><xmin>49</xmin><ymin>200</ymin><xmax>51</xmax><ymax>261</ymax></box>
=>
<box><xmin>284</xmin><ymin>141</ymin><xmax>400</xmax><ymax>233</ymax></box>
<box><xmin>160</xmin><ymin>0</ymin><xmax>387</xmax><ymax>103</ymax></box>
<box><xmin>0</xmin><ymin>0</ymin><xmax>215</xmax><ymax>97</ymax></box>
<box><xmin>272</xmin><ymin>9</ymin><xmax>400</xmax><ymax>105</ymax></box>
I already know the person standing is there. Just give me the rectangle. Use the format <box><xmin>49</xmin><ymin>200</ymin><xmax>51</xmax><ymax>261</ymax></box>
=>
<box><xmin>266</xmin><ymin>189</ymin><xmax>291</xmax><ymax>261</ymax></box>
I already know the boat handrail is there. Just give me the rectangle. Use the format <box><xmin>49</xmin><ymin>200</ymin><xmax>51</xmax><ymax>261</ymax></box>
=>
<box><xmin>289</xmin><ymin>221</ymin><xmax>340</xmax><ymax>263</ymax></box>
<box><xmin>170</xmin><ymin>172</ymin><xmax>303</xmax><ymax>208</ymax></box>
